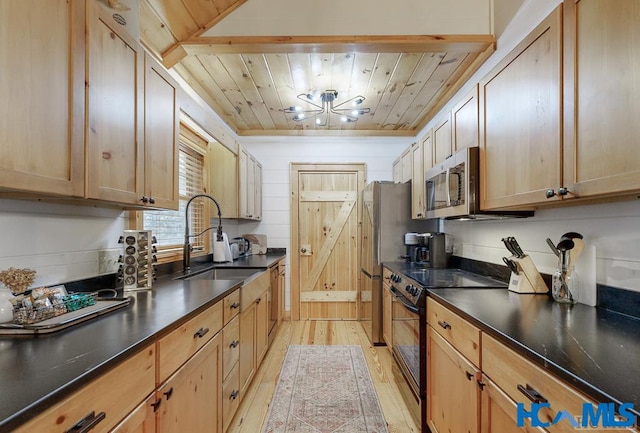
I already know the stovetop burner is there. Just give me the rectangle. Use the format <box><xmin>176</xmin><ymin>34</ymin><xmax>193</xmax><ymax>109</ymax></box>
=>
<box><xmin>403</xmin><ymin>268</ymin><xmax>506</xmax><ymax>289</ymax></box>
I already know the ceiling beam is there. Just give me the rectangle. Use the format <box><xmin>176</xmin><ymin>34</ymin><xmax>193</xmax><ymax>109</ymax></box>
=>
<box><xmin>162</xmin><ymin>34</ymin><xmax>495</xmax><ymax>68</ymax></box>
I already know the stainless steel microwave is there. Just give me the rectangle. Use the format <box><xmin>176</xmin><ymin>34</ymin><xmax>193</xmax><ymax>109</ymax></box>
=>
<box><xmin>424</xmin><ymin>147</ymin><xmax>533</xmax><ymax>220</ymax></box>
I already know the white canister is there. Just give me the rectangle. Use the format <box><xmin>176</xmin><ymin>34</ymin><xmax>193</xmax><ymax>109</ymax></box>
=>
<box><xmin>404</xmin><ymin>232</ymin><xmax>419</xmax><ymax>245</ymax></box>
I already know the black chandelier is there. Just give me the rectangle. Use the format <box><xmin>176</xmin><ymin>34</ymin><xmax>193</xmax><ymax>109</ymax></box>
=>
<box><xmin>284</xmin><ymin>90</ymin><xmax>371</xmax><ymax>126</ymax></box>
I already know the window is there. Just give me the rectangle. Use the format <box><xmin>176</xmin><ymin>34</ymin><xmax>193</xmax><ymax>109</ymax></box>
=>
<box><xmin>143</xmin><ymin>124</ymin><xmax>209</xmax><ymax>262</ymax></box>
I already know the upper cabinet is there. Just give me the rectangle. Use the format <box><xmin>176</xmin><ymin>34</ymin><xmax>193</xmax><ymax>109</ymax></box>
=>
<box><xmin>432</xmin><ymin>113</ymin><xmax>453</xmax><ymax>166</ymax></box>
<box><xmin>85</xmin><ymin>0</ymin><xmax>145</xmax><ymax>205</ymax></box>
<box><xmin>0</xmin><ymin>0</ymin><xmax>85</xmax><ymax>197</ymax></box>
<box><xmin>143</xmin><ymin>53</ymin><xmax>180</xmax><ymax>210</ymax></box>
<box><xmin>479</xmin><ymin>6</ymin><xmax>562</xmax><ymax>210</ymax></box>
<box><xmin>452</xmin><ymin>85</ymin><xmax>479</xmax><ymax>153</ymax></box>
<box><xmin>0</xmin><ymin>0</ymin><xmax>180</xmax><ymax>210</ymax></box>
<box><xmin>209</xmin><ymin>143</ymin><xmax>262</xmax><ymax>220</ymax></box>
<box><xmin>411</xmin><ymin>141</ymin><xmax>425</xmax><ymax>219</ymax></box>
<box><xmin>563</xmin><ymin>0</ymin><xmax>640</xmax><ymax>199</ymax></box>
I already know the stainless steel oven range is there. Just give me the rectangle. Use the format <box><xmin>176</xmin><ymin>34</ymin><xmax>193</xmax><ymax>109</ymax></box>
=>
<box><xmin>388</xmin><ymin>267</ymin><xmax>507</xmax><ymax>432</ymax></box>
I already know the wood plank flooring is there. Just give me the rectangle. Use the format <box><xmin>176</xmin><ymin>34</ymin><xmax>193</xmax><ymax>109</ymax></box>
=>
<box><xmin>227</xmin><ymin>320</ymin><xmax>421</xmax><ymax>433</ymax></box>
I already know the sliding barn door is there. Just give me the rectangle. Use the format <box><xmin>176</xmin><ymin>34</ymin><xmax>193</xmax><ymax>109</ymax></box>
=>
<box><xmin>291</xmin><ymin>163</ymin><xmax>365</xmax><ymax>321</ymax></box>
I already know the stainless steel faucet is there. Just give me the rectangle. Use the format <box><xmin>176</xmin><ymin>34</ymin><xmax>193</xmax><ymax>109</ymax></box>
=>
<box><xmin>183</xmin><ymin>194</ymin><xmax>223</xmax><ymax>273</ymax></box>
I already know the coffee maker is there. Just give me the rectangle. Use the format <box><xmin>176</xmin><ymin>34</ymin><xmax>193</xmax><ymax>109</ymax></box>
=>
<box><xmin>404</xmin><ymin>232</ymin><xmax>447</xmax><ymax>267</ymax></box>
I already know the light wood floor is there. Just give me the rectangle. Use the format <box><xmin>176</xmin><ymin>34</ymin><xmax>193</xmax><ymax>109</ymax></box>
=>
<box><xmin>227</xmin><ymin>320</ymin><xmax>421</xmax><ymax>433</ymax></box>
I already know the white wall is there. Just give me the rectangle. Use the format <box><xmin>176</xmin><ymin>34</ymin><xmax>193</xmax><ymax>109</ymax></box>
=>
<box><xmin>239</xmin><ymin>136</ymin><xmax>411</xmax><ymax>310</ymax></box>
<box><xmin>0</xmin><ymin>200</ymin><xmax>126</xmax><ymax>288</ymax></box>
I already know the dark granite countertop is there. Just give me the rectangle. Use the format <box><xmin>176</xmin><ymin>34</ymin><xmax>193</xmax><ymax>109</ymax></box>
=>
<box><xmin>427</xmin><ymin>288</ymin><xmax>640</xmax><ymax>416</ymax></box>
<box><xmin>0</xmin><ymin>252</ymin><xmax>286</xmax><ymax>432</ymax></box>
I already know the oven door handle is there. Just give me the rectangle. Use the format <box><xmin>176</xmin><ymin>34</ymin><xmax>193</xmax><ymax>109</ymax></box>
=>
<box><xmin>390</xmin><ymin>286</ymin><xmax>421</xmax><ymax>314</ymax></box>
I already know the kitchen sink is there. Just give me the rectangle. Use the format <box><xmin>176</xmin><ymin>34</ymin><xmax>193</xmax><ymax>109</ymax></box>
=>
<box><xmin>184</xmin><ymin>267</ymin><xmax>261</xmax><ymax>281</ymax></box>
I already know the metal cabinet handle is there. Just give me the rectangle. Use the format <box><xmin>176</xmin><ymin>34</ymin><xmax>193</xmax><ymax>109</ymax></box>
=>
<box><xmin>141</xmin><ymin>196</ymin><xmax>150</xmax><ymax>203</ymax></box>
<box><xmin>438</xmin><ymin>320</ymin><xmax>452</xmax><ymax>330</ymax></box>
<box><xmin>465</xmin><ymin>371</ymin><xmax>474</xmax><ymax>381</ymax></box>
<box><xmin>151</xmin><ymin>398</ymin><xmax>162</xmax><ymax>412</ymax></box>
<box><xmin>194</xmin><ymin>327</ymin><xmax>209</xmax><ymax>338</ymax></box>
<box><xmin>230</xmin><ymin>390</ymin><xmax>239</xmax><ymax>400</ymax></box>
<box><xmin>230</xmin><ymin>340</ymin><xmax>239</xmax><ymax>348</ymax></box>
<box><xmin>256</xmin><ymin>297</ymin><xmax>262</xmax><ymax>304</ymax></box>
<box><xmin>163</xmin><ymin>387</ymin><xmax>174</xmax><ymax>400</ymax></box>
<box><xmin>477</xmin><ymin>380</ymin><xmax>486</xmax><ymax>390</ymax></box>
<box><xmin>149</xmin><ymin>197</ymin><xmax>155</xmax><ymax>204</ymax></box>
<box><xmin>65</xmin><ymin>411</ymin><xmax>106</xmax><ymax>433</ymax></box>
<box><xmin>230</xmin><ymin>302</ymin><xmax>240</xmax><ymax>309</ymax></box>
<box><xmin>517</xmin><ymin>384</ymin><xmax>548</xmax><ymax>404</ymax></box>
<box><xmin>546</xmin><ymin>187</ymin><xmax>570</xmax><ymax>199</ymax></box>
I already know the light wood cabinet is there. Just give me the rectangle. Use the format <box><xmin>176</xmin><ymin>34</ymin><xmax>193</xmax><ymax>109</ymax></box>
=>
<box><xmin>156</xmin><ymin>332</ymin><xmax>222</xmax><ymax>433</ymax></box>
<box><xmin>111</xmin><ymin>393</ymin><xmax>157</xmax><ymax>433</ymax></box>
<box><xmin>480</xmin><ymin>374</ymin><xmax>548</xmax><ymax>433</ymax></box>
<box><xmin>85</xmin><ymin>0</ymin><xmax>144</xmax><ymax>205</ymax></box>
<box><xmin>239</xmin><ymin>270</ymin><xmax>271</xmax><ymax>395</ymax></box>
<box><xmin>433</xmin><ymin>113</ymin><xmax>452</xmax><ymax>166</ymax></box>
<box><xmin>392</xmin><ymin>157</ymin><xmax>402</xmax><ymax>183</ymax></box>
<box><xmin>422</xmin><ymin>131</ymin><xmax>434</xmax><ymax>172</ymax></box>
<box><xmin>427</xmin><ymin>327</ymin><xmax>480</xmax><ymax>433</ymax></box>
<box><xmin>382</xmin><ymin>268</ymin><xmax>393</xmax><ymax>349</ymax></box>
<box><xmin>427</xmin><ymin>297</ymin><xmax>481</xmax><ymax>366</ymax></box>
<box><xmin>411</xmin><ymin>141</ymin><xmax>426</xmax><ymax>219</ymax></box>
<box><xmin>0</xmin><ymin>0</ymin><xmax>85</xmax><ymax>197</ymax></box>
<box><xmin>14</xmin><ymin>345</ymin><xmax>156</xmax><ymax>433</ymax></box>
<box><xmin>401</xmin><ymin>147</ymin><xmax>413</xmax><ymax>183</ymax></box>
<box><xmin>479</xmin><ymin>6</ymin><xmax>563</xmax><ymax>209</ymax></box>
<box><xmin>238</xmin><ymin>146</ymin><xmax>263</xmax><ymax>220</ymax></box>
<box><xmin>563</xmin><ymin>0</ymin><xmax>640</xmax><ymax>200</ymax></box>
<box><xmin>209</xmin><ymin>142</ymin><xmax>239</xmax><ymax>218</ymax></box>
<box><xmin>452</xmin><ymin>85</ymin><xmax>479</xmax><ymax>152</ymax></box>
<box><xmin>143</xmin><ymin>52</ymin><xmax>179</xmax><ymax>210</ymax></box>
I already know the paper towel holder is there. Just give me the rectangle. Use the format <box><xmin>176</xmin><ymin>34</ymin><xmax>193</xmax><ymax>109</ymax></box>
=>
<box><xmin>183</xmin><ymin>194</ymin><xmax>224</xmax><ymax>273</ymax></box>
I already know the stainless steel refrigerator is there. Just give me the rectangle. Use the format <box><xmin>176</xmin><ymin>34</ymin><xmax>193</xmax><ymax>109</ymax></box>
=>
<box><xmin>359</xmin><ymin>181</ymin><xmax>438</xmax><ymax>345</ymax></box>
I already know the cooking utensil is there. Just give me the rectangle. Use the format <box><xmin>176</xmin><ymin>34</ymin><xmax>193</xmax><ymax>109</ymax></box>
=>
<box><xmin>561</xmin><ymin>232</ymin><xmax>584</xmax><ymax>264</ymax></box>
<box><xmin>546</xmin><ymin>238</ymin><xmax>560</xmax><ymax>257</ymax></box>
<box><xmin>502</xmin><ymin>257</ymin><xmax>519</xmax><ymax>274</ymax></box>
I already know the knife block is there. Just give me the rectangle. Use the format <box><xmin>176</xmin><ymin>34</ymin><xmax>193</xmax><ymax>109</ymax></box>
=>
<box><xmin>507</xmin><ymin>255</ymin><xmax>548</xmax><ymax>294</ymax></box>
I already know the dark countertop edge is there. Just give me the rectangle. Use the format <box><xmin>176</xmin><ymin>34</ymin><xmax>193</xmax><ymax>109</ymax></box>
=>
<box><xmin>426</xmin><ymin>289</ymin><xmax>640</xmax><ymax>417</ymax></box>
<box><xmin>0</xmin><ymin>277</ymin><xmax>245</xmax><ymax>432</ymax></box>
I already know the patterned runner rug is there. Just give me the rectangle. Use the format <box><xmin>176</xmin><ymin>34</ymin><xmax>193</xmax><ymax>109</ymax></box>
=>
<box><xmin>262</xmin><ymin>345</ymin><xmax>389</xmax><ymax>433</ymax></box>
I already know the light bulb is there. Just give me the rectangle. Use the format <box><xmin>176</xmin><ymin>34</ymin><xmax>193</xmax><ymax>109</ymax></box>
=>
<box><xmin>341</xmin><ymin>116</ymin><xmax>348</xmax><ymax>122</ymax></box>
<box><xmin>294</xmin><ymin>106</ymin><xmax>302</xmax><ymax>112</ymax></box>
<box><xmin>315</xmin><ymin>118</ymin><xmax>321</xmax><ymax>125</ymax></box>
<box><xmin>352</xmin><ymin>110</ymin><xmax>359</xmax><ymax>116</ymax></box>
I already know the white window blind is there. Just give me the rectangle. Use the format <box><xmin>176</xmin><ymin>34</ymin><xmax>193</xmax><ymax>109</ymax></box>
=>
<box><xmin>144</xmin><ymin>126</ymin><xmax>208</xmax><ymax>258</ymax></box>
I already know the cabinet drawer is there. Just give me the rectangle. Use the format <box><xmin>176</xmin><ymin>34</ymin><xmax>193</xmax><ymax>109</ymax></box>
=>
<box><xmin>223</xmin><ymin>314</ymin><xmax>240</xmax><ymax>380</ymax></box>
<box><xmin>482</xmin><ymin>334</ymin><xmax>636</xmax><ymax>433</ymax></box>
<box><xmin>382</xmin><ymin>267</ymin><xmax>393</xmax><ymax>284</ymax></box>
<box><xmin>427</xmin><ymin>298</ymin><xmax>480</xmax><ymax>367</ymax></box>
<box><xmin>157</xmin><ymin>301</ymin><xmax>223</xmax><ymax>383</ymax></box>
<box><xmin>241</xmin><ymin>270</ymin><xmax>269</xmax><ymax>311</ymax></box>
<box><xmin>224</xmin><ymin>289</ymin><xmax>241</xmax><ymax>326</ymax></box>
<box><xmin>222</xmin><ymin>362</ymin><xmax>241</xmax><ymax>432</ymax></box>
<box><xmin>15</xmin><ymin>345</ymin><xmax>155</xmax><ymax>433</ymax></box>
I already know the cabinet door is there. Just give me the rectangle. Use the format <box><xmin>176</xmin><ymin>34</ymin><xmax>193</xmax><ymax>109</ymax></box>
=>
<box><xmin>564</xmin><ymin>0</ymin><xmax>640</xmax><ymax>198</ymax></box>
<box><xmin>382</xmin><ymin>282</ymin><xmax>392</xmax><ymax>349</ymax></box>
<box><xmin>255</xmin><ymin>288</ymin><xmax>269</xmax><ymax>365</ymax></box>
<box><xmin>254</xmin><ymin>160</ymin><xmax>262</xmax><ymax>220</ymax></box>
<box><xmin>433</xmin><ymin>114</ymin><xmax>452</xmax><ymax>165</ymax></box>
<box><xmin>239</xmin><ymin>303</ymin><xmax>256</xmax><ymax>394</ymax></box>
<box><xmin>427</xmin><ymin>327</ymin><xmax>480</xmax><ymax>433</ymax></box>
<box><xmin>111</xmin><ymin>393</ymin><xmax>157</xmax><ymax>433</ymax></box>
<box><xmin>401</xmin><ymin>147</ymin><xmax>412</xmax><ymax>183</ymax></box>
<box><xmin>480</xmin><ymin>374</ymin><xmax>548</xmax><ymax>433</ymax></box>
<box><xmin>411</xmin><ymin>141</ymin><xmax>425</xmax><ymax>219</ymax></box>
<box><xmin>143</xmin><ymin>53</ymin><xmax>179</xmax><ymax>210</ymax></box>
<box><xmin>238</xmin><ymin>147</ymin><xmax>249</xmax><ymax>218</ymax></box>
<box><xmin>209</xmin><ymin>142</ymin><xmax>239</xmax><ymax>218</ymax></box>
<box><xmin>392</xmin><ymin>158</ymin><xmax>402</xmax><ymax>183</ymax></box>
<box><xmin>86</xmin><ymin>0</ymin><xmax>144</xmax><ymax>204</ymax></box>
<box><xmin>480</xmin><ymin>7</ymin><xmax>562</xmax><ymax>209</ymax></box>
<box><xmin>423</xmin><ymin>131</ymin><xmax>434</xmax><ymax>171</ymax></box>
<box><xmin>246</xmin><ymin>155</ymin><xmax>256</xmax><ymax>218</ymax></box>
<box><xmin>157</xmin><ymin>332</ymin><xmax>222</xmax><ymax>433</ymax></box>
<box><xmin>452</xmin><ymin>85</ymin><xmax>479</xmax><ymax>152</ymax></box>
<box><xmin>0</xmin><ymin>0</ymin><xmax>84</xmax><ymax>197</ymax></box>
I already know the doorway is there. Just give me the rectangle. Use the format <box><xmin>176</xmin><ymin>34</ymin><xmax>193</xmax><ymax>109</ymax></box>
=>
<box><xmin>290</xmin><ymin>163</ymin><xmax>366</xmax><ymax>321</ymax></box>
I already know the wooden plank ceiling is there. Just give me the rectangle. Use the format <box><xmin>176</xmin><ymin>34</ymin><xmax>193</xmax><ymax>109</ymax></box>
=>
<box><xmin>140</xmin><ymin>0</ymin><xmax>495</xmax><ymax>136</ymax></box>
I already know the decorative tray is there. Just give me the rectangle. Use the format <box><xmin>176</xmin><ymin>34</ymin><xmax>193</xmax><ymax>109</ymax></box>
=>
<box><xmin>0</xmin><ymin>298</ymin><xmax>131</xmax><ymax>335</ymax></box>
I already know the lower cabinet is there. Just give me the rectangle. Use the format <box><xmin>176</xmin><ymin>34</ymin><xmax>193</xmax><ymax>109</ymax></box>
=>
<box><xmin>156</xmin><ymin>332</ymin><xmax>222</xmax><ymax>433</ymax></box>
<box><xmin>111</xmin><ymin>393</ymin><xmax>157</xmax><ymax>433</ymax></box>
<box><xmin>382</xmin><ymin>268</ymin><xmax>393</xmax><ymax>349</ymax></box>
<box><xmin>427</xmin><ymin>327</ymin><xmax>480</xmax><ymax>433</ymax></box>
<box><xmin>14</xmin><ymin>345</ymin><xmax>156</xmax><ymax>433</ymax></box>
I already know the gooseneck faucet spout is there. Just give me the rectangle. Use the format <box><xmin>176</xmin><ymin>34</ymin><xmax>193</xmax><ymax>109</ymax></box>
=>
<box><xmin>183</xmin><ymin>194</ymin><xmax>223</xmax><ymax>273</ymax></box>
